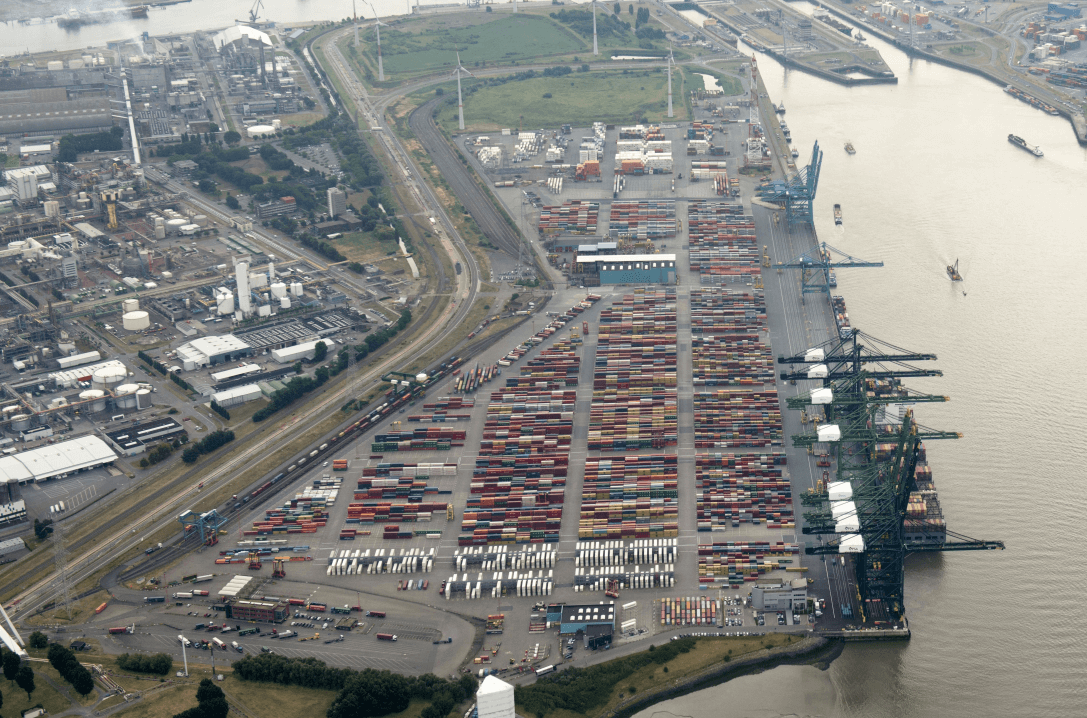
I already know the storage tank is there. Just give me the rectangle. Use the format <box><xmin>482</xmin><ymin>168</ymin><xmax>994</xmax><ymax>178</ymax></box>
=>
<box><xmin>10</xmin><ymin>415</ymin><xmax>30</xmax><ymax>431</ymax></box>
<box><xmin>122</xmin><ymin>311</ymin><xmax>150</xmax><ymax>331</ymax></box>
<box><xmin>47</xmin><ymin>60</ymin><xmax>63</xmax><ymax>71</ymax></box>
<box><xmin>122</xmin><ymin>298</ymin><xmax>140</xmax><ymax>313</ymax></box>
<box><xmin>114</xmin><ymin>384</ymin><xmax>139</xmax><ymax>409</ymax></box>
<box><xmin>193</xmin><ymin>214</ymin><xmax>208</xmax><ymax>227</ymax></box>
<box><xmin>216</xmin><ymin>291</ymin><xmax>235</xmax><ymax>315</ymax></box>
<box><xmin>247</xmin><ymin>124</ymin><xmax>276</xmax><ymax>138</ymax></box>
<box><xmin>290</xmin><ymin>282</ymin><xmax>303</xmax><ymax>297</ymax></box>
<box><xmin>180</xmin><ymin>223</ymin><xmax>199</xmax><ymax>236</ymax></box>
<box><xmin>166</xmin><ymin>218</ymin><xmax>187</xmax><ymax>234</ymax></box>
<box><xmin>92</xmin><ymin>365</ymin><xmax>126</xmax><ymax>390</ymax></box>
<box><xmin>257</xmin><ymin>304</ymin><xmax>271</xmax><ymax>317</ymax></box>
<box><xmin>279</xmin><ymin>296</ymin><xmax>291</xmax><ymax>310</ymax></box>
<box><xmin>155</xmin><ymin>224</ymin><xmax>166</xmax><ymax>239</ymax></box>
<box><xmin>2</xmin><ymin>405</ymin><xmax>19</xmax><ymax>418</ymax></box>
<box><xmin>79</xmin><ymin>389</ymin><xmax>106</xmax><ymax>413</ymax></box>
<box><xmin>7</xmin><ymin>241</ymin><xmax>26</xmax><ymax>251</ymax></box>
<box><xmin>136</xmin><ymin>388</ymin><xmax>152</xmax><ymax>409</ymax></box>
<box><xmin>270</xmin><ymin>282</ymin><xmax>287</xmax><ymax>298</ymax></box>
<box><xmin>415</xmin><ymin>373</ymin><xmax>428</xmax><ymax>383</ymax></box>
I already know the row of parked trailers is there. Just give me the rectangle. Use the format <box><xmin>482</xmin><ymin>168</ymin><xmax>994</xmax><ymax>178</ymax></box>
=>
<box><xmin>575</xmin><ymin>569</ymin><xmax>676</xmax><ymax>591</ymax></box>
<box><xmin>325</xmin><ymin>548</ymin><xmax>435</xmax><ymax>575</ymax></box>
<box><xmin>452</xmin><ymin>546</ymin><xmax>557</xmax><ymax>571</ymax></box>
<box><xmin>443</xmin><ymin>573</ymin><xmax>554</xmax><ymax>600</ymax></box>
<box><xmin>574</xmin><ymin>539</ymin><xmax>677</xmax><ymax>566</ymax></box>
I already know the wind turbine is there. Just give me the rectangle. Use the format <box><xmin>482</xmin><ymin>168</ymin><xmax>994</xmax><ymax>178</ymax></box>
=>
<box><xmin>592</xmin><ymin>0</ymin><xmax>598</xmax><ymax>55</ymax></box>
<box><xmin>353</xmin><ymin>0</ymin><xmax>359</xmax><ymax>47</ymax></box>
<box><xmin>666</xmin><ymin>44</ymin><xmax>675</xmax><ymax>118</ymax></box>
<box><xmin>452</xmin><ymin>52</ymin><xmax>474</xmax><ymax>131</ymax></box>
<box><xmin>366</xmin><ymin>1</ymin><xmax>387</xmax><ymax>81</ymax></box>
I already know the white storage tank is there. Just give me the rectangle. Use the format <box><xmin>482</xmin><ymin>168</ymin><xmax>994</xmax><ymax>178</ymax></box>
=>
<box><xmin>114</xmin><ymin>384</ymin><xmax>139</xmax><ymax>409</ymax></box>
<box><xmin>179</xmin><ymin>223</ymin><xmax>199</xmax><ymax>236</ymax></box>
<box><xmin>122</xmin><ymin>298</ymin><xmax>140</xmax><ymax>313</ymax></box>
<box><xmin>136</xmin><ymin>388</ymin><xmax>152</xmax><ymax>409</ymax></box>
<box><xmin>290</xmin><ymin>282</ymin><xmax>303</xmax><ymax>297</ymax></box>
<box><xmin>122</xmin><ymin>311</ymin><xmax>150</xmax><ymax>331</ymax></box>
<box><xmin>79</xmin><ymin>389</ymin><xmax>106</xmax><ymax>413</ymax></box>
<box><xmin>247</xmin><ymin>124</ymin><xmax>276</xmax><ymax>138</ymax></box>
<box><xmin>47</xmin><ymin>60</ymin><xmax>63</xmax><ymax>71</ymax></box>
<box><xmin>270</xmin><ymin>282</ymin><xmax>288</xmax><ymax>298</ymax></box>
<box><xmin>155</xmin><ymin>224</ymin><xmax>166</xmax><ymax>239</ymax></box>
<box><xmin>92</xmin><ymin>365</ymin><xmax>127</xmax><ymax>390</ymax></box>
<box><xmin>257</xmin><ymin>304</ymin><xmax>271</xmax><ymax>317</ymax></box>
<box><xmin>216</xmin><ymin>291</ymin><xmax>235</xmax><ymax>315</ymax></box>
<box><xmin>279</xmin><ymin>296</ymin><xmax>291</xmax><ymax>309</ymax></box>
<box><xmin>166</xmin><ymin>218</ymin><xmax>187</xmax><ymax>233</ymax></box>
<box><xmin>10</xmin><ymin>415</ymin><xmax>30</xmax><ymax>431</ymax></box>
<box><xmin>193</xmin><ymin>214</ymin><xmax>208</xmax><ymax>227</ymax></box>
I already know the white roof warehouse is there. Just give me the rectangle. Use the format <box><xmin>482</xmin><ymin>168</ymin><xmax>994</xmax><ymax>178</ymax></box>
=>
<box><xmin>0</xmin><ymin>435</ymin><xmax>117</xmax><ymax>484</ymax></box>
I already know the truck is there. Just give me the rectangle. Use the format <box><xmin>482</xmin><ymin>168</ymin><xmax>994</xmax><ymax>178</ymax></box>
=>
<box><xmin>277</xmin><ymin>630</ymin><xmax>295</xmax><ymax>640</ymax></box>
<box><xmin>535</xmin><ymin>665</ymin><xmax>555</xmax><ymax>676</ymax></box>
<box><xmin>376</xmin><ymin>633</ymin><xmax>398</xmax><ymax>641</ymax></box>
<box><xmin>193</xmin><ymin>590</ymin><xmax>210</xmax><ymax>597</ymax></box>
<box><xmin>193</xmin><ymin>575</ymin><xmax>214</xmax><ymax>583</ymax></box>
<box><xmin>178</xmin><ymin>635</ymin><xmax>191</xmax><ymax>647</ymax></box>
<box><xmin>841</xmin><ymin>603</ymin><xmax>853</xmax><ymax>618</ymax></box>
<box><xmin>107</xmin><ymin>627</ymin><xmax>132</xmax><ymax>635</ymax></box>
<box><xmin>308</xmin><ymin>603</ymin><xmax>327</xmax><ymax>613</ymax></box>
<box><xmin>365</xmin><ymin>610</ymin><xmax>386</xmax><ymax>618</ymax></box>
<box><xmin>95</xmin><ymin>602</ymin><xmax>108</xmax><ymax>614</ymax></box>
<box><xmin>145</xmin><ymin>596</ymin><xmax>166</xmax><ymax>603</ymax></box>
<box><xmin>232</xmin><ymin>641</ymin><xmax>243</xmax><ymax>653</ymax></box>
<box><xmin>212</xmin><ymin>637</ymin><xmax>226</xmax><ymax>649</ymax></box>
<box><xmin>173</xmin><ymin>592</ymin><xmax>193</xmax><ymax>599</ymax></box>
<box><xmin>239</xmin><ymin>628</ymin><xmax>259</xmax><ymax>636</ymax></box>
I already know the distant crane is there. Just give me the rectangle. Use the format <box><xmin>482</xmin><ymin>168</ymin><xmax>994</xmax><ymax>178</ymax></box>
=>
<box><xmin>591</xmin><ymin>0</ymin><xmax>600</xmax><ymax>55</ymax></box>
<box><xmin>774</xmin><ymin>241</ymin><xmax>882</xmax><ymax>321</ymax></box>
<box><xmin>666</xmin><ymin>44</ymin><xmax>675</xmax><ymax>118</ymax></box>
<box><xmin>366</xmin><ymin>1</ymin><xmax>387</xmax><ymax>82</ymax></box>
<box><xmin>353</xmin><ymin>0</ymin><xmax>359</xmax><ymax>47</ymax></box>
<box><xmin>247</xmin><ymin>0</ymin><xmax>263</xmax><ymax>24</ymax></box>
<box><xmin>451</xmin><ymin>51</ymin><xmax>473</xmax><ymax>131</ymax></box>
<box><xmin>272</xmin><ymin>557</ymin><xmax>286</xmax><ymax>579</ymax></box>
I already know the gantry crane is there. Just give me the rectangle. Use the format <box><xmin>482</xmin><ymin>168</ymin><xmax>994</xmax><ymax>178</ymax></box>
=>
<box><xmin>781</xmin><ymin>331</ymin><xmax>1004</xmax><ymax>624</ymax></box>
<box><xmin>272</xmin><ymin>557</ymin><xmax>286</xmax><ymax>578</ymax></box>
<box><xmin>756</xmin><ymin>140</ymin><xmax>822</xmax><ymax>228</ymax></box>
<box><xmin>774</xmin><ymin>242</ymin><xmax>883</xmax><ymax>319</ymax></box>
<box><xmin>178</xmin><ymin>509</ymin><xmax>228</xmax><ymax>547</ymax></box>
<box><xmin>247</xmin><ymin>551</ymin><xmax>263</xmax><ymax>571</ymax></box>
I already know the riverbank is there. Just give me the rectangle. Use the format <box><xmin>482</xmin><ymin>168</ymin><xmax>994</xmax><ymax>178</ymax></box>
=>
<box><xmin>811</xmin><ymin>0</ymin><xmax>1087</xmax><ymax>145</ymax></box>
<box><xmin>602</xmin><ymin>636</ymin><xmax>838</xmax><ymax>718</ymax></box>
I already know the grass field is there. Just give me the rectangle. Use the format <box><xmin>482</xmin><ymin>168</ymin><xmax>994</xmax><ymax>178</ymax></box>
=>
<box><xmin>375</xmin><ymin>15</ymin><xmax>584</xmax><ymax>75</ymax></box>
<box><xmin>332</xmin><ymin>230</ymin><xmax>401</xmax><ymax>265</ymax></box>
<box><xmin>434</xmin><ymin>68</ymin><xmax>698</xmax><ymax>132</ymax></box>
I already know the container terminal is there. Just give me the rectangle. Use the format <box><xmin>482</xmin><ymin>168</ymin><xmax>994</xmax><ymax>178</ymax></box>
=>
<box><xmin>0</xmin><ymin>24</ymin><xmax>1004</xmax><ymax>679</ymax></box>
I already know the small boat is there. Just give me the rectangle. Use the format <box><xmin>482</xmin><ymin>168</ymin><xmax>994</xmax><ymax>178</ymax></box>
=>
<box><xmin>855</xmin><ymin>32</ymin><xmax>866</xmax><ymax>41</ymax></box>
<box><xmin>791</xmin><ymin>148</ymin><xmax>799</xmax><ymax>158</ymax></box>
<box><xmin>1008</xmin><ymin>133</ymin><xmax>1043</xmax><ymax>157</ymax></box>
<box><xmin>947</xmin><ymin>259</ymin><xmax>962</xmax><ymax>281</ymax></box>
<box><xmin>776</xmin><ymin>103</ymin><xmax>786</xmax><ymax>114</ymax></box>
<box><xmin>844</xmin><ymin>141</ymin><xmax>856</xmax><ymax>155</ymax></box>
<box><xmin>833</xmin><ymin>204</ymin><xmax>842</xmax><ymax>225</ymax></box>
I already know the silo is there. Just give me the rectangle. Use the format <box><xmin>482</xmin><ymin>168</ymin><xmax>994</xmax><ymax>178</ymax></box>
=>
<box><xmin>258</xmin><ymin>305</ymin><xmax>272</xmax><ymax>317</ymax></box>
<box><xmin>122</xmin><ymin>298</ymin><xmax>140</xmax><ymax>313</ymax></box>
<box><xmin>2</xmin><ymin>405</ymin><xmax>19</xmax><ymax>419</ymax></box>
<box><xmin>279</xmin><ymin>296</ymin><xmax>291</xmax><ymax>310</ymax></box>
<box><xmin>10</xmin><ymin>415</ymin><xmax>30</xmax><ymax>431</ymax></box>
<box><xmin>92</xmin><ymin>365</ymin><xmax>126</xmax><ymax>390</ymax></box>
<box><xmin>166</xmin><ymin>218</ymin><xmax>187</xmax><ymax>234</ymax></box>
<box><xmin>122</xmin><ymin>311</ymin><xmax>151</xmax><ymax>331</ymax></box>
<box><xmin>155</xmin><ymin>224</ymin><xmax>166</xmax><ymax>240</ymax></box>
<box><xmin>216</xmin><ymin>291</ymin><xmax>235</xmax><ymax>315</ymax></box>
<box><xmin>193</xmin><ymin>214</ymin><xmax>208</xmax><ymax>227</ymax></box>
<box><xmin>270</xmin><ymin>282</ymin><xmax>288</xmax><ymax>298</ymax></box>
<box><xmin>114</xmin><ymin>384</ymin><xmax>139</xmax><ymax>410</ymax></box>
<box><xmin>291</xmin><ymin>282</ymin><xmax>304</xmax><ymax>297</ymax></box>
<box><xmin>136</xmin><ymin>389</ymin><xmax>152</xmax><ymax>409</ymax></box>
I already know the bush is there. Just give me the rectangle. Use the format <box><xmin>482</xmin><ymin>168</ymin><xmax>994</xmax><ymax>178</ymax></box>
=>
<box><xmin>28</xmin><ymin>632</ymin><xmax>48</xmax><ymax>649</ymax></box>
<box><xmin>210</xmin><ymin>401</ymin><xmax>231</xmax><ymax>420</ymax></box>
<box><xmin>146</xmin><ymin>443</ymin><xmax>174</xmax><ymax>465</ymax></box>
<box><xmin>47</xmin><ymin>644</ymin><xmax>95</xmax><ymax>696</ymax></box>
<box><xmin>182</xmin><ymin>430</ymin><xmax>236</xmax><ymax>463</ymax></box>
<box><xmin>56</xmin><ymin>127</ymin><xmax>124</xmax><ymax>162</ymax></box>
<box><xmin>117</xmin><ymin>653</ymin><xmax>173</xmax><ymax>675</ymax></box>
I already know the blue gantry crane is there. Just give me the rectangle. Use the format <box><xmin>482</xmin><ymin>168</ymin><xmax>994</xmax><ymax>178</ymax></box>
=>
<box><xmin>179</xmin><ymin>509</ymin><xmax>228</xmax><ymax>546</ymax></box>
<box><xmin>757</xmin><ymin>140</ymin><xmax>822</xmax><ymax>228</ymax></box>
<box><xmin>774</xmin><ymin>242</ymin><xmax>883</xmax><ymax>334</ymax></box>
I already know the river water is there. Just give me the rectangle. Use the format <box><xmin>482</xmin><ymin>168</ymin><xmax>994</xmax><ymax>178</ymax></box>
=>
<box><xmin>631</xmin><ymin>21</ymin><xmax>1087</xmax><ymax>718</ymax></box>
<box><xmin>4</xmin><ymin>1</ymin><xmax>1084</xmax><ymax>714</ymax></box>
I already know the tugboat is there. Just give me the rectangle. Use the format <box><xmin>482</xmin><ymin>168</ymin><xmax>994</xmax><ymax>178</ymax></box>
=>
<box><xmin>1008</xmin><ymin>133</ymin><xmax>1043</xmax><ymax>157</ymax></box>
<box><xmin>776</xmin><ymin>102</ymin><xmax>786</xmax><ymax>114</ymax></box>
<box><xmin>946</xmin><ymin>258</ymin><xmax>962</xmax><ymax>282</ymax></box>
<box><xmin>844</xmin><ymin>141</ymin><xmax>856</xmax><ymax>155</ymax></box>
<box><xmin>833</xmin><ymin>204</ymin><xmax>842</xmax><ymax>225</ymax></box>
<box><xmin>791</xmin><ymin>148</ymin><xmax>799</xmax><ymax>158</ymax></box>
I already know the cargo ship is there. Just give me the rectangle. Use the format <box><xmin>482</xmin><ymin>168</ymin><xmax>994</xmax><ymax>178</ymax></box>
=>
<box><xmin>1008</xmin><ymin>133</ymin><xmax>1043</xmax><ymax>157</ymax></box>
<box><xmin>56</xmin><ymin>5</ymin><xmax>148</xmax><ymax>29</ymax></box>
<box><xmin>946</xmin><ymin>258</ymin><xmax>962</xmax><ymax>281</ymax></box>
<box><xmin>844</xmin><ymin>141</ymin><xmax>856</xmax><ymax>155</ymax></box>
<box><xmin>833</xmin><ymin>203</ymin><xmax>842</xmax><ymax>225</ymax></box>
<box><xmin>1003</xmin><ymin>85</ymin><xmax>1060</xmax><ymax>115</ymax></box>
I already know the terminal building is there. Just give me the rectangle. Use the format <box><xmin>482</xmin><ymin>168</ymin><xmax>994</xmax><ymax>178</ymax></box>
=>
<box><xmin>551</xmin><ymin>602</ymin><xmax>616</xmax><ymax>645</ymax></box>
<box><xmin>224</xmin><ymin>599</ymin><xmax>288</xmax><ymax>623</ymax></box>
<box><xmin>104</xmin><ymin>418</ymin><xmax>187</xmax><ymax>456</ymax></box>
<box><xmin>750</xmin><ymin>579</ymin><xmax>809</xmax><ymax>612</ymax></box>
<box><xmin>577</xmin><ymin>254</ymin><xmax>677</xmax><ymax>285</ymax></box>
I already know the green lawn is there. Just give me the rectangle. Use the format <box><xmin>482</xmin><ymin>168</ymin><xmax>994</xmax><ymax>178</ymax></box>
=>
<box><xmin>436</xmin><ymin>67</ymin><xmax>702</xmax><ymax>131</ymax></box>
<box><xmin>362</xmin><ymin>15</ymin><xmax>585</xmax><ymax>76</ymax></box>
<box><xmin>688</xmin><ymin>69</ymin><xmax>743</xmax><ymax>96</ymax></box>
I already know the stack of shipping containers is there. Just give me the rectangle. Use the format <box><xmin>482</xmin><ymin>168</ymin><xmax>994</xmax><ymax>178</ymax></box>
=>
<box><xmin>687</xmin><ymin>201</ymin><xmax>758</xmax><ymax>282</ymax></box>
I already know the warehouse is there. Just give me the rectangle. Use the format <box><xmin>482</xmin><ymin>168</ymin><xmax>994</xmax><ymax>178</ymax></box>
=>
<box><xmin>750</xmin><ymin>578</ymin><xmax>808</xmax><ymax>612</ymax></box>
<box><xmin>0</xmin><ymin>87</ymin><xmax>112</xmax><ymax>136</ymax></box>
<box><xmin>578</xmin><ymin>254</ymin><xmax>677</xmax><ymax>285</ymax></box>
<box><xmin>49</xmin><ymin>359</ymin><xmax>127</xmax><ymax>389</ymax></box>
<box><xmin>555</xmin><ymin>602</ymin><xmax>616</xmax><ymax>635</ymax></box>
<box><xmin>175</xmin><ymin>335</ymin><xmax>253</xmax><ymax>370</ymax></box>
<box><xmin>270</xmin><ymin>339</ymin><xmax>327</xmax><ymax>363</ymax></box>
<box><xmin>211</xmin><ymin>384</ymin><xmax>262</xmax><ymax>408</ymax></box>
<box><xmin>56</xmin><ymin>351</ymin><xmax>102</xmax><ymax>370</ymax></box>
<box><xmin>210</xmin><ymin>363</ymin><xmax>261</xmax><ymax>383</ymax></box>
<box><xmin>0</xmin><ymin>537</ymin><xmax>25</xmax><ymax>558</ymax></box>
<box><xmin>0</xmin><ymin>434</ymin><xmax>117</xmax><ymax>484</ymax></box>
<box><xmin>225</xmin><ymin>598</ymin><xmax>287</xmax><ymax>623</ymax></box>
<box><xmin>104</xmin><ymin>418</ymin><xmax>187</xmax><ymax>456</ymax></box>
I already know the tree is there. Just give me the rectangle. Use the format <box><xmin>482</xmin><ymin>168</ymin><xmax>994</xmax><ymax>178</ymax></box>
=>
<box><xmin>628</xmin><ymin>3</ymin><xmax>633</xmax><ymax>13</ymax></box>
<box><xmin>226</xmin><ymin>194</ymin><xmax>240</xmax><ymax>210</ymax></box>
<box><xmin>315</xmin><ymin>366</ymin><xmax>330</xmax><ymax>384</ymax></box>
<box><xmin>613</xmin><ymin>1</ymin><xmax>620</xmax><ymax>12</ymax></box>
<box><xmin>293</xmin><ymin>361</ymin><xmax>303</xmax><ymax>375</ymax></box>
<box><xmin>2</xmin><ymin>647</ymin><xmax>18</xmax><ymax>683</ymax></box>
<box><xmin>15</xmin><ymin>664</ymin><xmax>33</xmax><ymax>701</ymax></box>
<box><xmin>198</xmin><ymin>178</ymin><xmax>217</xmax><ymax>194</ymax></box>
<box><xmin>28</xmin><ymin>632</ymin><xmax>48</xmax><ymax>650</ymax></box>
<box><xmin>313</xmin><ymin>341</ymin><xmax>328</xmax><ymax>363</ymax></box>
<box><xmin>224</xmin><ymin>130</ymin><xmax>242</xmax><ymax>145</ymax></box>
